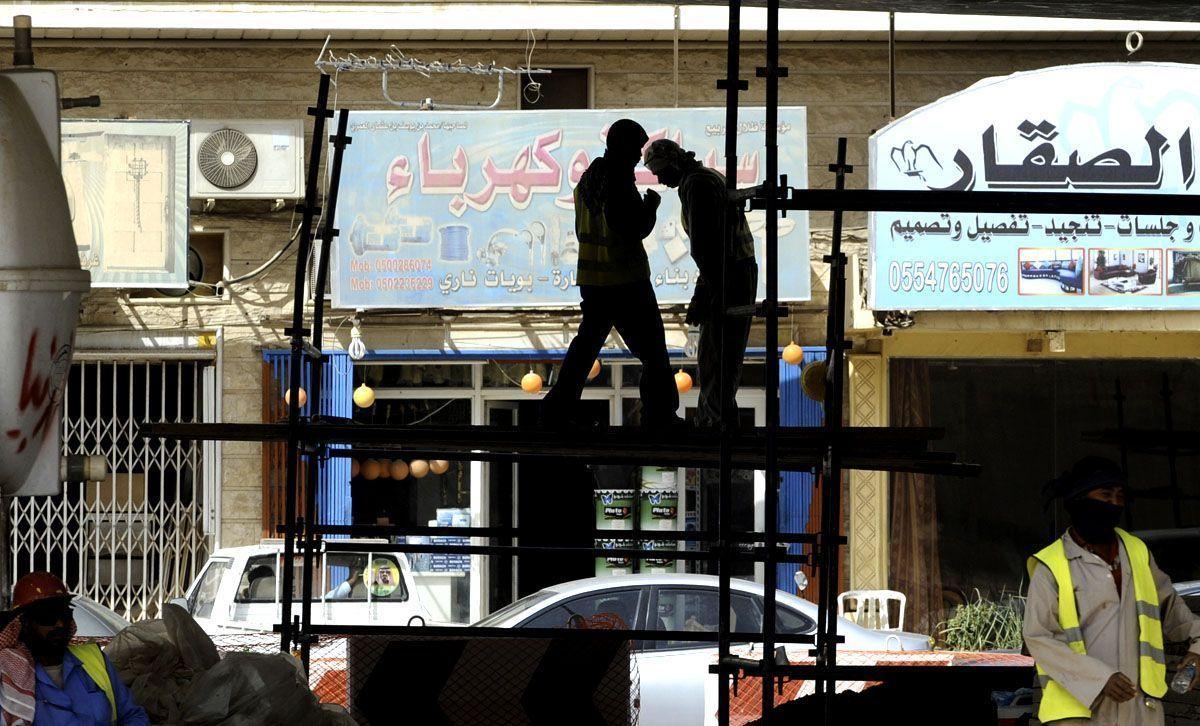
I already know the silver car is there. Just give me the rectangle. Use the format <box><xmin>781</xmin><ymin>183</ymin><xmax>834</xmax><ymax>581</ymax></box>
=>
<box><xmin>474</xmin><ymin>574</ymin><xmax>930</xmax><ymax>726</ymax></box>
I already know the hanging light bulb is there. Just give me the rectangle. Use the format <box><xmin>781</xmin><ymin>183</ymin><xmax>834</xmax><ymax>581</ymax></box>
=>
<box><xmin>587</xmin><ymin>359</ymin><xmax>602</xmax><ymax>381</ymax></box>
<box><xmin>347</xmin><ymin>314</ymin><xmax>368</xmax><ymax>361</ymax></box>
<box><xmin>390</xmin><ymin>459</ymin><xmax>410</xmax><ymax>480</ymax></box>
<box><xmin>521</xmin><ymin>371</ymin><xmax>543</xmax><ymax>394</ymax></box>
<box><xmin>353</xmin><ymin>382</ymin><xmax>376</xmax><ymax>408</ymax></box>
<box><xmin>361</xmin><ymin>459</ymin><xmax>381</xmax><ymax>481</ymax></box>
<box><xmin>675</xmin><ymin>370</ymin><xmax>693</xmax><ymax>394</ymax></box>
<box><xmin>283</xmin><ymin>386</ymin><xmax>307</xmax><ymax>408</ymax></box>
<box><xmin>351</xmin><ymin>459</ymin><xmax>361</xmax><ymax>478</ymax></box>
<box><xmin>378</xmin><ymin>460</ymin><xmax>392</xmax><ymax>479</ymax></box>
<box><xmin>782</xmin><ymin>341</ymin><xmax>804</xmax><ymax>365</ymax></box>
<box><xmin>430</xmin><ymin>459</ymin><xmax>450</xmax><ymax>475</ymax></box>
<box><xmin>410</xmin><ymin>459</ymin><xmax>430</xmax><ymax>478</ymax></box>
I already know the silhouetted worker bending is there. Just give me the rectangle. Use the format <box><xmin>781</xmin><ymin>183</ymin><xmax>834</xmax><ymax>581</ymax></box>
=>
<box><xmin>644</xmin><ymin>139</ymin><xmax>758</xmax><ymax>428</ymax></box>
<box><xmin>543</xmin><ymin>119</ymin><xmax>681</xmax><ymax>427</ymax></box>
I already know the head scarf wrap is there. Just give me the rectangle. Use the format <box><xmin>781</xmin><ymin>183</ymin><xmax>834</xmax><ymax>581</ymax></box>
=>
<box><xmin>643</xmin><ymin>138</ymin><xmax>696</xmax><ymax>171</ymax></box>
<box><xmin>1042</xmin><ymin>456</ymin><xmax>1126</xmax><ymax>507</ymax></box>
<box><xmin>0</xmin><ymin>607</ymin><xmax>77</xmax><ymax>725</ymax></box>
<box><xmin>0</xmin><ymin>616</ymin><xmax>37</xmax><ymax>725</ymax></box>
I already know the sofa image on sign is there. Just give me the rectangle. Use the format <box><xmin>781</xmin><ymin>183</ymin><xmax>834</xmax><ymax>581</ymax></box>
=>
<box><xmin>1088</xmin><ymin>248</ymin><xmax>1162</xmax><ymax>295</ymax></box>
<box><xmin>1018</xmin><ymin>248</ymin><xmax>1085</xmax><ymax>295</ymax></box>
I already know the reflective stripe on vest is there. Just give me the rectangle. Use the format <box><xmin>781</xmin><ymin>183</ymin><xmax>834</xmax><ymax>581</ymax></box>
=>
<box><xmin>1026</xmin><ymin>528</ymin><xmax>1167</xmax><ymax>723</ymax></box>
<box><xmin>68</xmin><ymin>643</ymin><xmax>116</xmax><ymax>724</ymax></box>
<box><xmin>574</xmin><ymin>186</ymin><xmax>650</xmax><ymax>286</ymax></box>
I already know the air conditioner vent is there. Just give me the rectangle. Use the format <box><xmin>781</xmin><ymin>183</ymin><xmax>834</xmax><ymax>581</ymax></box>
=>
<box><xmin>190</xmin><ymin>120</ymin><xmax>303</xmax><ymax>199</ymax></box>
<box><xmin>197</xmin><ymin>128</ymin><xmax>258</xmax><ymax>189</ymax></box>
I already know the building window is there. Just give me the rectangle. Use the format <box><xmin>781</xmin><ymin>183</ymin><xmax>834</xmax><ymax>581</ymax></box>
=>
<box><xmin>519</xmin><ymin>68</ymin><xmax>590</xmax><ymax>110</ymax></box>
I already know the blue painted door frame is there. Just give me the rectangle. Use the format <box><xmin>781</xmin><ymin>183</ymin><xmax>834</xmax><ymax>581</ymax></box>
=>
<box><xmin>778</xmin><ymin>348</ymin><xmax>824</xmax><ymax>594</ymax></box>
<box><xmin>262</xmin><ymin>350</ymin><xmax>352</xmax><ymax>531</ymax></box>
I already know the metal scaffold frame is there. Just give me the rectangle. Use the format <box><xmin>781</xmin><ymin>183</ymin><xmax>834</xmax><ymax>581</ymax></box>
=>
<box><xmin>138</xmin><ymin>7</ymin><xmax>1200</xmax><ymax>724</ymax></box>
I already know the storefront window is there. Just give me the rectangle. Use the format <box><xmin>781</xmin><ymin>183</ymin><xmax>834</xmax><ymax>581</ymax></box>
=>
<box><xmin>356</xmin><ymin>363</ymin><xmax>473</xmax><ymax>389</ymax></box>
<box><xmin>350</xmin><ymin>396</ymin><xmax>471</xmax><ymax>622</ymax></box>
<box><xmin>482</xmin><ymin>361</ymin><xmax>555</xmax><ymax>388</ymax></box>
<box><xmin>889</xmin><ymin>358</ymin><xmax>1200</xmax><ymax>635</ymax></box>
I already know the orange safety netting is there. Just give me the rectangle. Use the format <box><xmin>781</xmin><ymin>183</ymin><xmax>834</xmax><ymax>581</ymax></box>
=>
<box><xmin>726</xmin><ymin>649</ymin><xmax>1034</xmax><ymax>725</ymax></box>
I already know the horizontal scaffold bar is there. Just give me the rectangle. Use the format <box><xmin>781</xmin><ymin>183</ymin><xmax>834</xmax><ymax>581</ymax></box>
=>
<box><xmin>712</xmin><ymin>662</ymin><xmax>1034</xmax><ymax>689</ymax></box>
<box><xmin>754</xmin><ymin>188</ymin><xmax>1200</xmax><ymax>216</ymax></box>
<box><xmin>139</xmin><ymin>422</ymin><xmax>980</xmax><ymax>477</ymax></box>
<box><xmin>307</xmin><ymin>523</ymin><xmax>837</xmax><ymax>545</ymax></box>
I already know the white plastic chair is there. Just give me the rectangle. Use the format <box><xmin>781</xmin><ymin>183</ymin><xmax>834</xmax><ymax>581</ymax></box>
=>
<box><xmin>837</xmin><ymin>589</ymin><xmax>906</xmax><ymax>632</ymax></box>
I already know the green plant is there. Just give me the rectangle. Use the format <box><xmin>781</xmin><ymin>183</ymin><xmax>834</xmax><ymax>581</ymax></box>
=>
<box><xmin>936</xmin><ymin>589</ymin><xmax>1025</xmax><ymax>652</ymax></box>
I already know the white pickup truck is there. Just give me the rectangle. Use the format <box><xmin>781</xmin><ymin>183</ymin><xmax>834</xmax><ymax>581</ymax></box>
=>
<box><xmin>175</xmin><ymin>539</ymin><xmax>430</xmax><ymax>634</ymax></box>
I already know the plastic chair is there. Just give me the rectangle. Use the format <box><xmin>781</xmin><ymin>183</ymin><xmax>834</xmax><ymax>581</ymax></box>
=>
<box><xmin>837</xmin><ymin>589</ymin><xmax>906</xmax><ymax>632</ymax></box>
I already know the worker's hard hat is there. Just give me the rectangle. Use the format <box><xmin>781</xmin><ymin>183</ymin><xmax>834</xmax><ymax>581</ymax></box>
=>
<box><xmin>12</xmin><ymin>571</ymin><xmax>71</xmax><ymax>610</ymax></box>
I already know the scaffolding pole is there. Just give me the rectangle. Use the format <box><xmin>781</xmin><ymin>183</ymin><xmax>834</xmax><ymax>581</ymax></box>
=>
<box><xmin>279</xmin><ymin>72</ymin><xmax>332</xmax><ymax>655</ymax></box>
<box><xmin>715</xmin><ymin>0</ymin><xmax>741</xmax><ymax>715</ymax></box>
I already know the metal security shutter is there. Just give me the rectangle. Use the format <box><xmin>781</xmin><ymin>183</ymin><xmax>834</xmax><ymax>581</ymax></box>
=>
<box><xmin>10</xmin><ymin>359</ymin><xmax>213</xmax><ymax>620</ymax></box>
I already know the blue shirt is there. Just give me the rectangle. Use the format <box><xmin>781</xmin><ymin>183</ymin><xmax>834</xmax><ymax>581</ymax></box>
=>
<box><xmin>32</xmin><ymin>649</ymin><xmax>149</xmax><ymax>725</ymax></box>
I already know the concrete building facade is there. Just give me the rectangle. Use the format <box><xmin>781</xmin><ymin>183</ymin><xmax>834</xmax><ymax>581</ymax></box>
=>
<box><xmin>14</xmin><ymin>2</ymin><xmax>1200</xmax><ymax>620</ymax></box>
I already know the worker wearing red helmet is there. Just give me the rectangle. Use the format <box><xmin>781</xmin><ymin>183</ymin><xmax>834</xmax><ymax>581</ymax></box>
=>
<box><xmin>0</xmin><ymin>572</ymin><xmax>148</xmax><ymax>725</ymax></box>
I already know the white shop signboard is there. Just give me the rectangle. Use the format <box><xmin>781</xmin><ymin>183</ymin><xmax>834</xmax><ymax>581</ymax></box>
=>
<box><xmin>870</xmin><ymin>63</ymin><xmax>1200</xmax><ymax>310</ymax></box>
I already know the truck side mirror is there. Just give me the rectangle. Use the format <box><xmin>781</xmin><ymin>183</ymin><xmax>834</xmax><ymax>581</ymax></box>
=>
<box><xmin>167</xmin><ymin>597</ymin><xmax>189</xmax><ymax>613</ymax></box>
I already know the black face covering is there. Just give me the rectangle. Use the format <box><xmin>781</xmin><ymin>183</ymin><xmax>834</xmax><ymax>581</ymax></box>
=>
<box><xmin>1066</xmin><ymin>497</ymin><xmax>1123</xmax><ymax>544</ymax></box>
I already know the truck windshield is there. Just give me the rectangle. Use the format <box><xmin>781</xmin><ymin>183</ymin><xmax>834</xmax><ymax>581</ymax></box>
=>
<box><xmin>233</xmin><ymin>552</ymin><xmax>410</xmax><ymax>603</ymax></box>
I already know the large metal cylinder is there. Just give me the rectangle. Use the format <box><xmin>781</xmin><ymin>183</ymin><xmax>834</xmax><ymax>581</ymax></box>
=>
<box><xmin>0</xmin><ymin>74</ymin><xmax>89</xmax><ymax>496</ymax></box>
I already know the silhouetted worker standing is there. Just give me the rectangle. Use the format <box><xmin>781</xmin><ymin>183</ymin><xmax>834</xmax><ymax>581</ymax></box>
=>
<box><xmin>544</xmin><ymin>119</ymin><xmax>680</xmax><ymax>427</ymax></box>
<box><xmin>644</xmin><ymin>139</ymin><xmax>757</xmax><ymax>427</ymax></box>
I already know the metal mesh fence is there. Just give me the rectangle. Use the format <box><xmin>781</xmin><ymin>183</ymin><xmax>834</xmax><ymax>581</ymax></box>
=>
<box><xmin>86</xmin><ymin>632</ymin><xmax>639</xmax><ymax>725</ymax></box>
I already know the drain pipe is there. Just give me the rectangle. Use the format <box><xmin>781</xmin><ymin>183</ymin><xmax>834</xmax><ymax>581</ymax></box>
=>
<box><xmin>12</xmin><ymin>15</ymin><xmax>33</xmax><ymax>66</ymax></box>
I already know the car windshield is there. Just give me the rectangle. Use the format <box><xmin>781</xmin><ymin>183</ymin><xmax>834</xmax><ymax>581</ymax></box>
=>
<box><xmin>474</xmin><ymin>590</ymin><xmax>558</xmax><ymax>626</ymax></box>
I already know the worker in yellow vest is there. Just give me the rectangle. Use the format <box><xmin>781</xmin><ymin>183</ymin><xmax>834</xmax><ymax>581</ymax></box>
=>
<box><xmin>1024</xmin><ymin>457</ymin><xmax>1200</xmax><ymax>725</ymax></box>
<box><xmin>543</xmin><ymin>118</ymin><xmax>681</xmax><ymax>427</ymax></box>
<box><xmin>0</xmin><ymin>572</ymin><xmax>148</xmax><ymax>725</ymax></box>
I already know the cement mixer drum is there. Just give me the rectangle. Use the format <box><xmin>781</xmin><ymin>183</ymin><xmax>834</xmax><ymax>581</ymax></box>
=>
<box><xmin>0</xmin><ymin>74</ymin><xmax>90</xmax><ymax>496</ymax></box>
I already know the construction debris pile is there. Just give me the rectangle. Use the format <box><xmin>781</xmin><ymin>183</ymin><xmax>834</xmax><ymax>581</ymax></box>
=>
<box><xmin>104</xmin><ymin>604</ymin><xmax>353</xmax><ymax>725</ymax></box>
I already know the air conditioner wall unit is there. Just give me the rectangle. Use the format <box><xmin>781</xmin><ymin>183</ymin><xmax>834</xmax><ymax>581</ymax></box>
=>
<box><xmin>190</xmin><ymin>119</ymin><xmax>304</xmax><ymax>199</ymax></box>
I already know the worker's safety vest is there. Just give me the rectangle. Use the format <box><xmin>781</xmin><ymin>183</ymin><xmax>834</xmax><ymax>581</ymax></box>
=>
<box><xmin>68</xmin><ymin>643</ymin><xmax>117</xmax><ymax>723</ymax></box>
<box><xmin>1026</xmin><ymin>528</ymin><xmax>1167</xmax><ymax>723</ymax></box>
<box><xmin>574</xmin><ymin>186</ymin><xmax>651</xmax><ymax>287</ymax></box>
